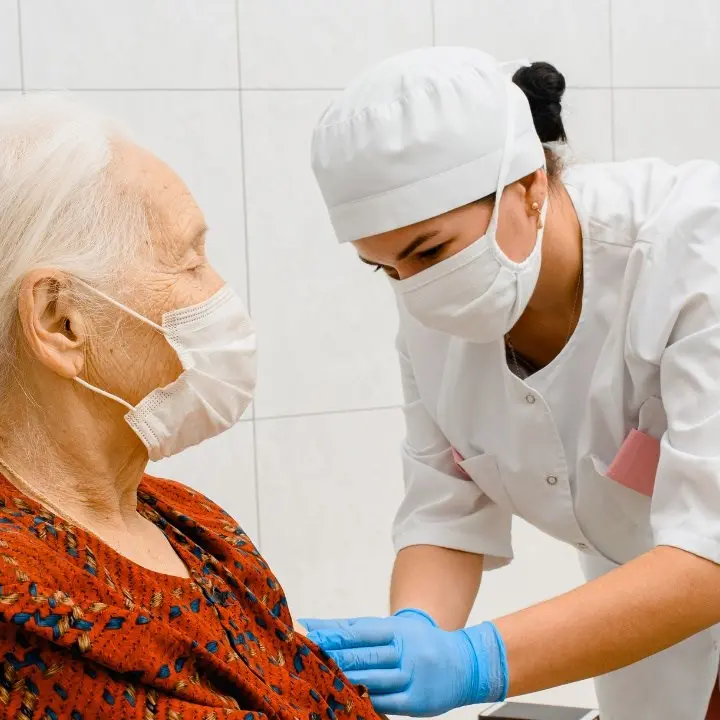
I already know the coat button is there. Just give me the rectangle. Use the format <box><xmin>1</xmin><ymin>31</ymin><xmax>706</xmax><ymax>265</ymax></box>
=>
<box><xmin>546</xmin><ymin>475</ymin><xmax>558</xmax><ymax>486</ymax></box>
<box><xmin>525</xmin><ymin>393</ymin><xmax>536</xmax><ymax>404</ymax></box>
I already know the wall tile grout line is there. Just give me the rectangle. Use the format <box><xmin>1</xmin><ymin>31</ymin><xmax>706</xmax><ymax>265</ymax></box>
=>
<box><xmin>572</xmin><ymin>86</ymin><xmax>720</xmax><ymax>91</ymax></box>
<box><xmin>20</xmin><ymin>87</ymin><xmax>332</xmax><ymax>93</ymax></box>
<box><xmin>430</xmin><ymin>0</ymin><xmax>436</xmax><ymax>45</ymax></box>
<box><xmin>233</xmin><ymin>0</ymin><xmax>263</xmax><ymax>551</ymax></box>
<box><xmin>241</xmin><ymin>87</ymin><xmax>338</xmax><ymax>92</ymax></box>
<box><xmin>254</xmin><ymin>404</ymin><xmax>402</xmax><ymax>423</ymax></box>
<box><xmin>15</xmin><ymin>0</ymin><xmax>24</xmax><ymax>90</ymax></box>
<box><xmin>24</xmin><ymin>87</ymin><xmax>244</xmax><ymax>93</ymax></box>
<box><xmin>18</xmin><ymin>86</ymin><xmax>720</xmax><ymax>93</ymax></box>
<box><xmin>608</xmin><ymin>0</ymin><xmax>616</xmax><ymax>161</ymax></box>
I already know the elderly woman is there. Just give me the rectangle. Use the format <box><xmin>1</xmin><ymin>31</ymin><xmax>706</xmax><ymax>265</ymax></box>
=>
<box><xmin>0</xmin><ymin>96</ymin><xmax>378</xmax><ymax>720</ymax></box>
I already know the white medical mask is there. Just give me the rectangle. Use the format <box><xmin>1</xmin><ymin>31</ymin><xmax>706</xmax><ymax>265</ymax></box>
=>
<box><xmin>74</xmin><ymin>283</ymin><xmax>256</xmax><ymax>461</ymax></box>
<box><xmin>392</xmin><ymin>81</ymin><xmax>546</xmax><ymax>344</ymax></box>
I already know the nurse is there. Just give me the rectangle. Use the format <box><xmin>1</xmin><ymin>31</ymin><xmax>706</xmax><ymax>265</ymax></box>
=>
<box><xmin>302</xmin><ymin>47</ymin><xmax>720</xmax><ymax>720</ymax></box>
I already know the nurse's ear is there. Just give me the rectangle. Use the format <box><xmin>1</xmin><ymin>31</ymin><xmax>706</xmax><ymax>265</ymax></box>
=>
<box><xmin>519</xmin><ymin>169</ymin><xmax>549</xmax><ymax>226</ymax></box>
<box><xmin>497</xmin><ymin>170</ymin><xmax>549</xmax><ymax>263</ymax></box>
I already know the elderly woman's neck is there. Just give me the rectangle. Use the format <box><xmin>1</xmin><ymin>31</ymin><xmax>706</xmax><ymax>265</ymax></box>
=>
<box><xmin>0</xmin><ymin>384</ymin><xmax>148</xmax><ymax>527</ymax></box>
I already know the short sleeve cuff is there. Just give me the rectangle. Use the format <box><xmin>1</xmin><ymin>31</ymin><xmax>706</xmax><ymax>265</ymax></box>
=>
<box><xmin>655</xmin><ymin>528</ymin><xmax>720</xmax><ymax>565</ymax></box>
<box><xmin>393</xmin><ymin>527</ymin><xmax>513</xmax><ymax>571</ymax></box>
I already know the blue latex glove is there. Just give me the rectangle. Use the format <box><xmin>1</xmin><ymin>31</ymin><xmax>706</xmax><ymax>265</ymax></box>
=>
<box><xmin>300</xmin><ymin>612</ymin><xmax>508</xmax><ymax>717</ymax></box>
<box><xmin>391</xmin><ymin>608</ymin><xmax>437</xmax><ymax>626</ymax></box>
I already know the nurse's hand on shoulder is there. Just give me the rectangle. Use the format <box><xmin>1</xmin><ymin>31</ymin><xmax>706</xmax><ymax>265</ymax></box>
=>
<box><xmin>300</xmin><ymin>609</ymin><xmax>508</xmax><ymax>717</ymax></box>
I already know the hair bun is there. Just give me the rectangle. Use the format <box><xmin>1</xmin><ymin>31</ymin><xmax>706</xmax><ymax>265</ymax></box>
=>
<box><xmin>512</xmin><ymin>61</ymin><xmax>567</xmax><ymax>144</ymax></box>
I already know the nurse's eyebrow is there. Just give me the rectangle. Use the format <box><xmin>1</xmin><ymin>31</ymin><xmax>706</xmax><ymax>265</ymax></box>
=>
<box><xmin>395</xmin><ymin>230</ymin><xmax>441</xmax><ymax>261</ymax></box>
<box><xmin>356</xmin><ymin>230</ymin><xmax>442</xmax><ymax>267</ymax></box>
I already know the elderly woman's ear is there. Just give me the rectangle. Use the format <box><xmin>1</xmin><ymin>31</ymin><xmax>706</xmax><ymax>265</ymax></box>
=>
<box><xmin>17</xmin><ymin>269</ymin><xmax>86</xmax><ymax>380</ymax></box>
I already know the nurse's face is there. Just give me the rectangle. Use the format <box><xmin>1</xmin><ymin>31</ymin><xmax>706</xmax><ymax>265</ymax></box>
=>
<box><xmin>354</xmin><ymin>170</ymin><xmax>548</xmax><ymax>281</ymax></box>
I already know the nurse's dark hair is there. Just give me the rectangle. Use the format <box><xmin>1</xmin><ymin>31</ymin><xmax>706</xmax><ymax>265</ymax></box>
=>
<box><xmin>512</xmin><ymin>61</ymin><xmax>567</xmax><ymax>178</ymax></box>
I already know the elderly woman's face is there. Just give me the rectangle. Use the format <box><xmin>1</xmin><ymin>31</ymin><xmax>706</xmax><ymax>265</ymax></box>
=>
<box><xmin>86</xmin><ymin>142</ymin><xmax>226</xmax><ymax>408</ymax></box>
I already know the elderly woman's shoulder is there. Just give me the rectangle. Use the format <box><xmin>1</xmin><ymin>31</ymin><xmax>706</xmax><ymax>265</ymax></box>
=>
<box><xmin>140</xmin><ymin>473</ymin><xmax>242</xmax><ymax>530</ymax></box>
<box><xmin>0</xmin><ymin>501</ymin><xmax>71</xmax><ymax>586</ymax></box>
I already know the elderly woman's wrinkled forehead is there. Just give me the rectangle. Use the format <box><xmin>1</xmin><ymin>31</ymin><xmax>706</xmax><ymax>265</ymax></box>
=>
<box><xmin>111</xmin><ymin>140</ymin><xmax>206</xmax><ymax>265</ymax></box>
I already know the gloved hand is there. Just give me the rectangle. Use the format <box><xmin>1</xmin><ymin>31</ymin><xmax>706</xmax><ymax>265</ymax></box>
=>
<box><xmin>391</xmin><ymin>608</ymin><xmax>437</xmax><ymax>626</ymax></box>
<box><xmin>300</xmin><ymin>611</ymin><xmax>508</xmax><ymax>717</ymax></box>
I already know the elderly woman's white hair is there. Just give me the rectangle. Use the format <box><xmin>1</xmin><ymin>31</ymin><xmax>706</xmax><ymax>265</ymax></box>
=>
<box><xmin>0</xmin><ymin>94</ymin><xmax>149</xmax><ymax>383</ymax></box>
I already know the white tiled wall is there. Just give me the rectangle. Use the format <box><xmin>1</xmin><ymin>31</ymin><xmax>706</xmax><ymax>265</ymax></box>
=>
<box><xmin>611</xmin><ymin>1</ymin><xmax>720</xmax><ymax>88</ymax></box>
<box><xmin>21</xmin><ymin>0</ymin><xmax>239</xmax><ymax>89</ymax></box>
<box><xmin>237</xmin><ymin>0</ymin><xmax>433</xmax><ymax>88</ymax></box>
<box><xmin>241</xmin><ymin>90</ymin><xmax>403</xmax><ymax>417</ymax></box>
<box><xmin>433</xmin><ymin>0</ymin><xmax>611</xmax><ymax>88</ymax></box>
<box><xmin>3</xmin><ymin>0</ymin><xmax>720</xmax><ymax>711</ymax></box>
<box><xmin>0</xmin><ymin>1</ymin><xmax>21</xmax><ymax>89</ymax></box>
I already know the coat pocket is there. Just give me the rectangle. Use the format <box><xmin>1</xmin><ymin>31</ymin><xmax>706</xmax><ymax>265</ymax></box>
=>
<box><xmin>580</xmin><ymin>453</ymin><xmax>654</xmax><ymax>563</ymax></box>
<box><xmin>455</xmin><ymin>451</ymin><xmax>515</xmax><ymax>512</ymax></box>
<box><xmin>606</xmin><ymin>429</ymin><xmax>661</xmax><ymax>498</ymax></box>
<box><xmin>638</xmin><ymin>395</ymin><xmax>667</xmax><ymax>439</ymax></box>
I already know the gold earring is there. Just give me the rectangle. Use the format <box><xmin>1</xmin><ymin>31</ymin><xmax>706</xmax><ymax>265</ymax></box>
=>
<box><xmin>530</xmin><ymin>203</ymin><xmax>543</xmax><ymax>230</ymax></box>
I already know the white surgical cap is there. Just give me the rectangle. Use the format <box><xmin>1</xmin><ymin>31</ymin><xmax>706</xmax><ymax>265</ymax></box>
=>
<box><xmin>312</xmin><ymin>46</ymin><xmax>546</xmax><ymax>243</ymax></box>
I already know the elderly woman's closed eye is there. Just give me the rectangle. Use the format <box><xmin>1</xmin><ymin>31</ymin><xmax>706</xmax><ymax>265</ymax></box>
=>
<box><xmin>0</xmin><ymin>96</ymin><xmax>379</xmax><ymax>720</ymax></box>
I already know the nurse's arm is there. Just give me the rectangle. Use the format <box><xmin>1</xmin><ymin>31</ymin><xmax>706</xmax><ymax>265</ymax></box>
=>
<box><xmin>393</xmin><ymin>328</ymin><xmax>510</xmax><ymax>631</ymax></box>
<box><xmin>498</xmin><ymin>224</ymin><xmax>720</xmax><ymax>696</ymax></box>
<box><xmin>495</xmin><ymin>545</ymin><xmax>720</xmax><ymax>696</ymax></box>
<box><xmin>391</xmin><ymin>545</ymin><xmax>484</xmax><ymax>630</ymax></box>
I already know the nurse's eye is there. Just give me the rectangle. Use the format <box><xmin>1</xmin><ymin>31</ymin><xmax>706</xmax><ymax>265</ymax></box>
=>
<box><xmin>371</xmin><ymin>264</ymin><xmax>399</xmax><ymax>280</ymax></box>
<box><xmin>417</xmin><ymin>244</ymin><xmax>445</xmax><ymax>262</ymax></box>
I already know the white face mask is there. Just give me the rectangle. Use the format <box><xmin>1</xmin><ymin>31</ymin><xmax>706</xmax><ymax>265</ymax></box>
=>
<box><xmin>392</xmin><ymin>82</ymin><xmax>546</xmax><ymax>344</ymax></box>
<box><xmin>75</xmin><ymin>283</ymin><xmax>256</xmax><ymax>461</ymax></box>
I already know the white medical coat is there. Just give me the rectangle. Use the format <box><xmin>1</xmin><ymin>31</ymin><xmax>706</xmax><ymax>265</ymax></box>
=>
<box><xmin>393</xmin><ymin>158</ymin><xmax>720</xmax><ymax>719</ymax></box>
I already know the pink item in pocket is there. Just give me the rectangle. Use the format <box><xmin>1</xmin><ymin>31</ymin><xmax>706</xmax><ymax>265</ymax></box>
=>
<box><xmin>451</xmin><ymin>447</ymin><xmax>472</xmax><ymax>481</ymax></box>
<box><xmin>606</xmin><ymin>429</ymin><xmax>661</xmax><ymax>497</ymax></box>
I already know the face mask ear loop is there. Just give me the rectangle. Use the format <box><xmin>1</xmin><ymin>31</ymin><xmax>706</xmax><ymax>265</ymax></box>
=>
<box><xmin>73</xmin><ymin>278</ymin><xmax>165</xmax><ymax>334</ymax></box>
<box><xmin>71</xmin><ymin>278</ymin><xmax>161</xmax><ymax>411</ymax></box>
<box><xmin>74</xmin><ymin>376</ymin><xmax>135</xmax><ymax>411</ymax></box>
<box><xmin>487</xmin><ymin>79</ymin><xmax>516</xmax><ymax>242</ymax></box>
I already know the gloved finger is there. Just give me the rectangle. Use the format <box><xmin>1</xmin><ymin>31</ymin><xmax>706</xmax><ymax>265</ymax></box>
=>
<box><xmin>343</xmin><ymin>668</ymin><xmax>411</xmax><ymax>695</ymax></box>
<box><xmin>326</xmin><ymin>644</ymin><xmax>401</xmax><ymax>672</ymax></box>
<box><xmin>298</xmin><ymin>617</ymin><xmax>377</xmax><ymax>633</ymax></box>
<box><xmin>393</xmin><ymin>608</ymin><xmax>438</xmax><ymax>626</ymax></box>
<box><xmin>369</xmin><ymin>692</ymin><xmax>416</xmax><ymax>716</ymax></box>
<box><xmin>306</xmin><ymin>620</ymin><xmax>396</xmax><ymax>651</ymax></box>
